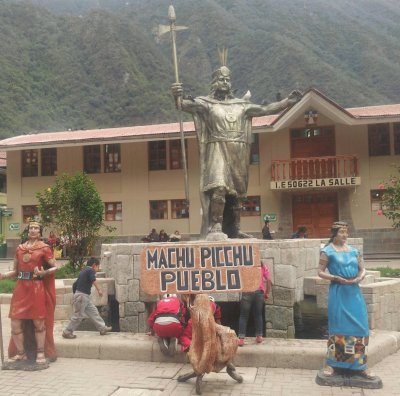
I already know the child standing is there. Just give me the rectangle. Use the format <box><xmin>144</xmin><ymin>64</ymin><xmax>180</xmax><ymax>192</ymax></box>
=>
<box><xmin>62</xmin><ymin>257</ymin><xmax>112</xmax><ymax>339</ymax></box>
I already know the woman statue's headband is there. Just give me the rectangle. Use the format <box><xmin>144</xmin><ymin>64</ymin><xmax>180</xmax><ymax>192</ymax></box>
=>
<box><xmin>332</xmin><ymin>221</ymin><xmax>348</xmax><ymax>229</ymax></box>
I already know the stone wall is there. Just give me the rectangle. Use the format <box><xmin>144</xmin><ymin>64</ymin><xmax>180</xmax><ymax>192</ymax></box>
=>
<box><xmin>101</xmin><ymin>238</ymin><xmax>362</xmax><ymax>338</ymax></box>
<box><xmin>307</xmin><ymin>273</ymin><xmax>400</xmax><ymax>332</ymax></box>
<box><xmin>54</xmin><ymin>278</ymin><xmax>114</xmax><ymax>322</ymax></box>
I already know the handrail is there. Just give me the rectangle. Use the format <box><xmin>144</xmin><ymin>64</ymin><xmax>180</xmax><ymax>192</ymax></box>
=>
<box><xmin>271</xmin><ymin>155</ymin><xmax>359</xmax><ymax>181</ymax></box>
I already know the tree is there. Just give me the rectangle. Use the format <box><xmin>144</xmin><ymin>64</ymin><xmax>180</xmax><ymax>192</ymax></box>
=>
<box><xmin>36</xmin><ymin>172</ymin><xmax>115</xmax><ymax>268</ymax></box>
<box><xmin>381</xmin><ymin>165</ymin><xmax>400</xmax><ymax>229</ymax></box>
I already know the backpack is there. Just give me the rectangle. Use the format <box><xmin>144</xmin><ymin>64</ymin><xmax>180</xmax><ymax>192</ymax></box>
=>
<box><xmin>156</xmin><ymin>297</ymin><xmax>183</xmax><ymax>321</ymax></box>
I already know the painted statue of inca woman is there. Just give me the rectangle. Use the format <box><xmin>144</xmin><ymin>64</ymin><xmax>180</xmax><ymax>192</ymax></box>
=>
<box><xmin>172</xmin><ymin>49</ymin><xmax>302</xmax><ymax>240</ymax></box>
<box><xmin>0</xmin><ymin>220</ymin><xmax>57</xmax><ymax>368</ymax></box>
<box><xmin>317</xmin><ymin>221</ymin><xmax>382</xmax><ymax>388</ymax></box>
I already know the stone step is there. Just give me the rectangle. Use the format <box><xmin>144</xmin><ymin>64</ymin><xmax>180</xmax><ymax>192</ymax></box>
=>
<box><xmin>55</xmin><ymin>329</ymin><xmax>400</xmax><ymax>370</ymax></box>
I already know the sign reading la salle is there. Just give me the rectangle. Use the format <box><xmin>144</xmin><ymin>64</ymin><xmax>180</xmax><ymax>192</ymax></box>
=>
<box><xmin>270</xmin><ymin>177</ymin><xmax>361</xmax><ymax>190</ymax></box>
<box><xmin>140</xmin><ymin>242</ymin><xmax>261</xmax><ymax>295</ymax></box>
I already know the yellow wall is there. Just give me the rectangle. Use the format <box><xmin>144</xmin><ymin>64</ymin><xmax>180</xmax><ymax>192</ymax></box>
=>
<box><xmin>4</xmin><ymin>117</ymin><xmax>398</xmax><ymax>241</ymax></box>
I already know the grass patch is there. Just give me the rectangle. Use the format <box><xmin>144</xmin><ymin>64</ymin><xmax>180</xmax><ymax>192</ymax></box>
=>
<box><xmin>369</xmin><ymin>267</ymin><xmax>400</xmax><ymax>278</ymax></box>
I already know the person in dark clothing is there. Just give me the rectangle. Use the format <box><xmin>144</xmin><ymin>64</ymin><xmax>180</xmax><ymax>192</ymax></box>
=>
<box><xmin>159</xmin><ymin>229</ymin><xmax>169</xmax><ymax>242</ymax></box>
<box><xmin>292</xmin><ymin>226</ymin><xmax>308</xmax><ymax>239</ymax></box>
<box><xmin>262</xmin><ymin>220</ymin><xmax>273</xmax><ymax>240</ymax></box>
<box><xmin>62</xmin><ymin>257</ymin><xmax>111</xmax><ymax>339</ymax></box>
<box><xmin>142</xmin><ymin>228</ymin><xmax>159</xmax><ymax>243</ymax></box>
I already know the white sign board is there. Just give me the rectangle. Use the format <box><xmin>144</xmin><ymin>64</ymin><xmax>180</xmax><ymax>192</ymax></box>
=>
<box><xmin>270</xmin><ymin>177</ymin><xmax>361</xmax><ymax>190</ymax></box>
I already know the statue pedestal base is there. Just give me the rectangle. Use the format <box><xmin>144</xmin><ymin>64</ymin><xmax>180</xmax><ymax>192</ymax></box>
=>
<box><xmin>2</xmin><ymin>360</ymin><xmax>49</xmax><ymax>371</ymax></box>
<box><xmin>205</xmin><ymin>231</ymin><xmax>228</xmax><ymax>241</ymax></box>
<box><xmin>315</xmin><ymin>369</ymin><xmax>383</xmax><ymax>389</ymax></box>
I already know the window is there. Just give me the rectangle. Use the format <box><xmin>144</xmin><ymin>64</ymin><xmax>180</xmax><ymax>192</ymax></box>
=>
<box><xmin>22</xmin><ymin>205</ymin><xmax>39</xmax><ymax>223</ymax></box>
<box><xmin>250</xmin><ymin>134</ymin><xmax>259</xmax><ymax>164</ymax></box>
<box><xmin>22</xmin><ymin>150</ymin><xmax>38</xmax><ymax>177</ymax></box>
<box><xmin>241</xmin><ymin>196</ymin><xmax>261</xmax><ymax>217</ymax></box>
<box><xmin>104</xmin><ymin>144</ymin><xmax>121</xmax><ymax>173</ymax></box>
<box><xmin>169</xmin><ymin>139</ymin><xmax>187</xmax><ymax>170</ymax></box>
<box><xmin>368</xmin><ymin>124</ymin><xmax>390</xmax><ymax>156</ymax></box>
<box><xmin>150</xmin><ymin>200</ymin><xmax>168</xmax><ymax>219</ymax></box>
<box><xmin>370</xmin><ymin>189</ymin><xmax>387</xmax><ymax>212</ymax></box>
<box><xmin>394</xmin><ymin>123</ymin><xmax>400</xmax><ymax>155</ymax></box>
<box><xmin>291</xmin><ymin>127</ymin><xmax>334</xmax><ymax>139</ymax></box>
<box><xmin>105</xmin><ymin>202</ymin><xmax>122</xmax><ymax>221</ymax></box>
<box><xmin>0</xmin><ymin>173</ymin><xmax>6</xmax><ymax>193</ymax></box>
<box><xmin>149</xmin><ymin>141</ymin><xmax>166</xmax><ymax>170</ymax></box>
<box><xmin>41</xmin><ymin>148</ymin><xmax>57</xmax><ymax>176</ymax></box>
<box><xmin>84</xmin><ymin>145</ymin><xmax>101</xmax><ymax>173</ymax></box>
<box><xmin>171</xmin><ymin>199</ymin><xmax>189</xmax><ymax>219</ymax></box>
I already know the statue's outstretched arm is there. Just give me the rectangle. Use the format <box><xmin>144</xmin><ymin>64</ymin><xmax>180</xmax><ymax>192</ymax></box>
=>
<box><xmin>246</xmin><ymin>90</ymin><xmax>302</xmax><ymax>117</ymax></box>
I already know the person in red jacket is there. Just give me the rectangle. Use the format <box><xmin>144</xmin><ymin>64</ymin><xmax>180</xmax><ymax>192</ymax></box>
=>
<box><xmin>148</xmin><ymin>294</ymin><xmax>186</xmax><ymax>356</ymax></box>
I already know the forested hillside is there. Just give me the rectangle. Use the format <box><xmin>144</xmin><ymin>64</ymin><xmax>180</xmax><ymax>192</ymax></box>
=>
<box><xmin>1</xmin><ymin>0</ymin><xmax>400</xmax><ymax>138</ymax></box>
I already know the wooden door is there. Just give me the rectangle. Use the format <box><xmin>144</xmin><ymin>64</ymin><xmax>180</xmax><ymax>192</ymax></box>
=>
<box><xmin>292</xmin><ymin>193</ymin><xmax>338</xmax><ymax>238</ymax></box>
<box><xmin>290</xmin><ymin>127</ymin><xmax>336</xmax><ymax>179</ymax></box>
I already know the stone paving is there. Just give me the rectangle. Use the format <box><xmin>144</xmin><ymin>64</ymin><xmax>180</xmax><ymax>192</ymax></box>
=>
<box><xmin>0</xmin><ymin>353</ymin><xmax>400</xmax><ymax>395</ymax></box>
<box><xmin>1</xmin><ymin>258</ymin><xmax>400</xmax><ymax>395</ymax></box>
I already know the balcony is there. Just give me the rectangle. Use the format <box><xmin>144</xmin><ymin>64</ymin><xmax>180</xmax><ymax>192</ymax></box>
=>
<box><xmin>271</xmin><ymin>155</ymin><xmax>360</xmax><ymax>190</ymax></box>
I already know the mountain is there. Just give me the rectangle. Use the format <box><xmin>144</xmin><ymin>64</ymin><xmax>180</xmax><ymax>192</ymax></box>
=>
<box><xmin>1</xmin><ymin>0</ymin><xmax>400</xmax><ymax>138</ymax></box>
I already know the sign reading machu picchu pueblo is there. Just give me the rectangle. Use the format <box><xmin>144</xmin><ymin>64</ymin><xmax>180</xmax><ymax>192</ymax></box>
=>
<box><xmin>140</xmin><ymin>242</ymin><xmax>261</xmax><ymax>294</ymax></box>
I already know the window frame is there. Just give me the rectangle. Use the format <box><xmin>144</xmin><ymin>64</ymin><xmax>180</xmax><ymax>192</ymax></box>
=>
<box><xmin>169</xmin><ymin>139</ymin><xmax>188</xmax><ymax>170</ymax></box>
<box><xmin>370</xmin><ymin>189</ymin><xmax>387</xmax><ymax>212</ymax></box>
<box><xmin>104</xmin><ymin>201</ymin><xmax>122</xmax><ymax>221</ymax></box>
<box><xmin>148</xmin><ymin>141</ymin><xmax>167</xmax><ymax>171</ymax></box>
<box><xmin>104</xmin><ymin>144</ymin><xmax>121</xmax><ymax>173</ymax></box>
<box><xmin>250</xmin><ymin>133</ymin><xmax>260</xmax><ymax>164</ymax></box>
<box><xmin>41</xmin><ymin>148</ymin><xmax>57</xmax><ymax>176</ymax></box>
<box><xmin>149</xmin><ymin>200</ymin><xmax>168</xmax><ymax>219</ymax></box>
<box><xmin>22</xmin><ymin>205</ymin><xmax>39</xmax><ymax>223</ymax></box>
<box><xmin>394</xmin><ymin>123</ymin><xmax>400</xmax><ymax>155</ymax></box>
<box><xmin>171</xmin><ymin>199</ymin><xmax>189</xmax><ymax>219</ymax></box>
<box><xmin>83</xmin><ymin>145</ymin><xmax>101</xmax><ymax>174</ymax></box>
<box><xmin>22</xmin><ymin>149</ymin><xmax>39</xmax><ymax>177</ymax></box>
<box><xmin>368</xmin><ymin>123</ymin><xmax>390</xmax><ymax>157</ymax></box>
<box><xmin>241</xmin><ymin>196</ymin><xmax>261</xmax><ymax>217</ymax></box>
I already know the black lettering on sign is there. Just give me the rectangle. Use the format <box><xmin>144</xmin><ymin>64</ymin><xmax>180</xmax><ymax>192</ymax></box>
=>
<box><xmin>176</xmin><ymin>271</ymin><xmax>189</xmax><ymax>291</ymax></box>
<box><xmin>160</xmin><ymin>271</ymin><xmax>176</xmax><ymax>292</ymax></box>
<box><xmin>191</xmin><ymin>270</ymin><xmax>201</xmax><ymax>291</ymax></box>
<box><xmin>200</xmin><ymin>247</ymin><xmax>211</xmax><ymax>268</ymax></box>
<box><xmin>227</xmin><ymin>269</ymin><xmax>241</xmax><ymax>289</ymax></box>
<box><xmin>201</xmin><ymin>270</ymin><xmax>215</xmax><ymax>291</ymax></box>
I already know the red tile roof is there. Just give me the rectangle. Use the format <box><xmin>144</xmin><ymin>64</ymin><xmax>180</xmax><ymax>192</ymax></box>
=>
<box><xmin>346</xmin><ymin>104</ymin><xmax>400</xmax><ymax>117</ymax></box>
<box><xmin>1</xmin><ymin>99</ymin><xmax>400</xmax><ymax>150</ymax></box>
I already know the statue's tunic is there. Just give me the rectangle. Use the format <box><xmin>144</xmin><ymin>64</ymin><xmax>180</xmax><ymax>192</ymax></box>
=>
<box><xmin>188</xmin><ymin>97</ymin><xmax>253</xmax><ymax>198</ymax></box>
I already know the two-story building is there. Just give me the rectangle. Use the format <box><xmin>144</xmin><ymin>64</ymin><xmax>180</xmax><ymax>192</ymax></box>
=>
<box><xmin>0</xmin><ymin>88</ymin><xmax>399</xmax><ymax>255</ymax></box>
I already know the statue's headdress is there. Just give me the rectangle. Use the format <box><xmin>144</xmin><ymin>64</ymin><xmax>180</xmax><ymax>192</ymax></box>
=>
<box><xmin>28</xmin><ymin>219</ymin><xmax>43</xmax><ymax>235</ymax></box>
<box><xmin>211</xmin><ymin>47</ymin><xmax>231</xmax><ymax>83</ymax></box>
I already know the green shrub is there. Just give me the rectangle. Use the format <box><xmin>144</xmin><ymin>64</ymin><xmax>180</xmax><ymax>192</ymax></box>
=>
<box><xmin>55</xmin><ymin>262</ymin><xmax>82</xmax><ymax>279</ymax></box>
<box><xmin>370</xmin><ymin>267</ymin><xmax>400</xmax><ymax>278</ymax></box>
<box><xmin>0</xmin><ymin>279</ymin><xmax>16</xmax><ymax>293</ymax></box>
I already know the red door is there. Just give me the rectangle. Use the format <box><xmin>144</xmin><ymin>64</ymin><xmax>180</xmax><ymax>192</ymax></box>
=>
<box><xmin>292</xmin><ymin>193</ymin><xmax>338</xmax><ymax>238</ymax></box>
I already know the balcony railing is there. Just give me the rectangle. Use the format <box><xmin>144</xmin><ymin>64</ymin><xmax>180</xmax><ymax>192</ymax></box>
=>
<box><xmin>271</xmin><ymin>155</ymin><xmax>359</xmax><ymax>181</ymax></box>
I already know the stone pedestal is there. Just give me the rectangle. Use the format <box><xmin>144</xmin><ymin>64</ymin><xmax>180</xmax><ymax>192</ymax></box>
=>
<box><xmin>100</xmin><ymin>238</ymin><xmax>361</xmax><ymax>337</ymax></box>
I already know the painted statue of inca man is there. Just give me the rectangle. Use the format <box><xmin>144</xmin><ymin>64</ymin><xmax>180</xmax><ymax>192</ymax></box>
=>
<box><xmin>172</xmin><ymin>49</ymin><xmax>302</xmax><ymax>240</ymax></box>
<box><xmin>177</xmin><ymin>294</ymin><xmax>243</xmax><ymax>394</ymax></box>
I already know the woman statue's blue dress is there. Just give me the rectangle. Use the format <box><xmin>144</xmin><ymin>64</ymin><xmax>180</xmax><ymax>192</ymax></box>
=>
<box><xmin>322</xmin><ymin>244</ymin><xmax>369</xmax><ymax>371</ymax></box>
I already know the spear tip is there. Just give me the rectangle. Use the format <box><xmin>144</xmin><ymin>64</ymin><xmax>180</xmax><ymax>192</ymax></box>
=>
<box><xmin>168</xmin><ymin>5</ymin><xmax>176</xmax><ymax>22</ymax></box>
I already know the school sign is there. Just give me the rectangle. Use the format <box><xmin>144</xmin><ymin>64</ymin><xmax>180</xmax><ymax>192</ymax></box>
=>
<box><xmin>270</xmin><ymin>176</ymin><xmax>361</xmax><ymax>190</ymax></box>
